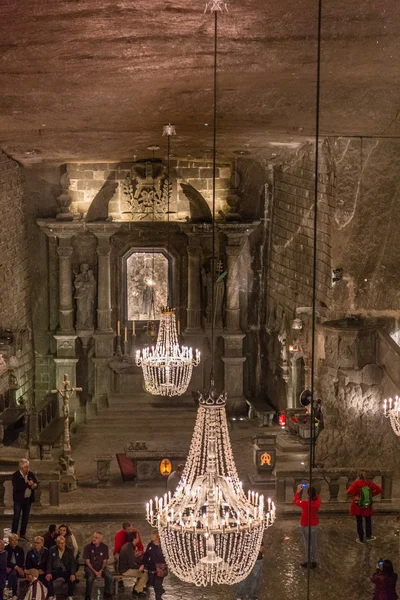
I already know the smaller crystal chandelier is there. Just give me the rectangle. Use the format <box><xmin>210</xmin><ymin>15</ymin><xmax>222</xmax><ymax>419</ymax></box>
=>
<box><xmin>204</xmin><ymin>0</ymin><xmax>228</xmax><ymax>12</ymax></box>
<box><xmin>136</xmin><ymin>307</ymin><xmax>200</xmax><ymax>396</ymax></box>
<box><xmin>383</xmin><ymin>396</ymin><xmax>400</xmax><ymax>436</ymax></box>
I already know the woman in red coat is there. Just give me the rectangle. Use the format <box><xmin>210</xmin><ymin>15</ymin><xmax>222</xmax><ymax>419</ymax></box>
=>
<box><xmin>293</xmin><ymin>484</ymin><xmax>321</xmax><ymax>568</ymax></box>
<box><xmin>347</xmin><ymin>471</ymin><xmax>382</xmax><ymax>543</ymax></box>
<box><xmin>371</xmin><ymin>560</ymin><xmax>398</xmax><ymax>600</ymax></box>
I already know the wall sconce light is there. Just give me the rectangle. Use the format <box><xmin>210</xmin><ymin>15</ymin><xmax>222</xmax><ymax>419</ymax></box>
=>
<box><xmin>289</xmin><ymin>341</ymin><xmax>300</xmax><ymax>353</ymax></box>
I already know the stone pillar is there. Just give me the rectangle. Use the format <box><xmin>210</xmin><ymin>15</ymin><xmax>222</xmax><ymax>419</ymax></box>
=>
<box><xmin>57</xmin><ymin>236</ymin><xmax>74</xmax><ymax>333</ymax></box>
<box><xmin>87</xmin><ymin>225</ymin><xmax>120</xmax><ymax>411</ymax></box>
<box><xmin>220</xmin><ymin>223</ymin><xmax>260</xmax><ymax>414</ymax></box>
<box><xmin>181</xmin><ymin>226</ymin><xmax>206</xmax><ymax>394</ymax></box>
<box><xmin>186</xmin><ymin>242</ymin><xmax>202</xmax><ymax>332</ymax></box>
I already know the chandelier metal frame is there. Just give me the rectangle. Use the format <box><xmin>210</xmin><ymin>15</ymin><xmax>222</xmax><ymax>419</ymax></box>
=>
<box><xmin>136</xmin><ymin>127</ymin><xmax>200</xmax><ymax>396</ymax></box>
<box><xmin>383</xmin><ymin>396</ymin><xmax>400</xmax><ymax>436</ymax></box>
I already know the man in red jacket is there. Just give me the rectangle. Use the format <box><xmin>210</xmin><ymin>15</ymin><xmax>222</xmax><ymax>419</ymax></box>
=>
<box><xmin>347</xmin><ymin>471</ymin><xmax>382</xmax><ymax>543</ymax></box>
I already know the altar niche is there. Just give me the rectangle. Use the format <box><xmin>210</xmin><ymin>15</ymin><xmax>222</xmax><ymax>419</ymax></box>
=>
<box><xmin>122</xmin><ymin>248</ymin><xmax>171</xmax><ymax>323</ymax></box>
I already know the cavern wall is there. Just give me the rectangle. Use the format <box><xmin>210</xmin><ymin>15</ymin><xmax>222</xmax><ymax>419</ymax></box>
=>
<box><xmin>0</xmin><ymin>151</ymin><xmax>34</xmax><ymax>407</ymax></box>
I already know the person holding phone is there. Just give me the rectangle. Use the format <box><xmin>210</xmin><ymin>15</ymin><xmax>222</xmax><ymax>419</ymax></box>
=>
<box><xmin>293</xmin><ymin>483</ymin><xmax>321</xmax><ymax>569</ymax></box>
<box><xmin>371</xmin><ymin>559</ymin><xmax>398</xmax><ymax>600</ymax></box>
<box><xmin>11</xmin><ymin>459</ymin><xmax>38</xmax><ymax>541</ymax></box>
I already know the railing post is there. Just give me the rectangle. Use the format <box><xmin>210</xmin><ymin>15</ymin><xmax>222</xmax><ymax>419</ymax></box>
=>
<box><xmin>381</xmin><ymin>472</ymin><xmax>393</xmax><ymax>503</ymax></box>
<box><xmin>328</xmin><ymin>476</ymin><xmax>340</xmax><ymax>502</ymax></box>
<box><xmin>275</xmin><ymin>474</ymin><xmax>286</xmax><ymax>504</ymax></box>
<box><xmin>0</xmin><ymin>478</ymin><xmax>5</xmax><ymax>507</ymax></box>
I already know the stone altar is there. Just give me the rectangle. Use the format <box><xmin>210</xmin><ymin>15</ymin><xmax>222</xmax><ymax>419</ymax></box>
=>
<box><xmin>125</xmin><ymin>441</ymin><xmax>188</xmax><ymax>481</ymax></box>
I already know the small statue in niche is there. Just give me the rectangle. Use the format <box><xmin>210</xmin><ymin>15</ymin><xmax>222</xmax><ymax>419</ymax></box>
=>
<box><xmin>74</xmin><ymin>264</ymin><xmax>96</xmax><ymax>329</ymax></box>
<box><xmin>202</xmin><ymin>260</ymin><xmax>227</xmax><ymax>328</ymax></box>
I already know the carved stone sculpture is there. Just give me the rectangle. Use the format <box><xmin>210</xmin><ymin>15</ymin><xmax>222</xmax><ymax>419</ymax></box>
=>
<box><xmin>180</xmin><ymin>183</ymin><xmax>212</xmax><ymax>222</ymax></box>
<box><xmin>202</xmin><ymin>261</ymin><xmax>226</xmax><ymax>328</ymax></box>
<box><xmin>121</xmin><ymin>159</ymin><xmax>171</xmax><ymax>220</ymax></box>
<box><xmin>74</xmin><ymin>264</ymin><xmax>96</xmax><ymax>329</ymax></box>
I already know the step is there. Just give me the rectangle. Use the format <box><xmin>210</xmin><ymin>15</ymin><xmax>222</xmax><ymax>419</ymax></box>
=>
<box><xmin>276</xmin><ymin>432</ymin><xmax>308</xmax><ymax>453</ymax></box>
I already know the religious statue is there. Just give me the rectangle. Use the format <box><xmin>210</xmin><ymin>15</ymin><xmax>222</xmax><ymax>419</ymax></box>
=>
<box><xmin>74</xmin><ymin>264</ymin><xmax>96</xmax><ymax>328</ymax></box>
<box><xmin>202</xmin><ymin>260</ymin><xmax>227</xmax><ymax>328</ymax></box>
<box><xmin>140</xmin><ymin>282</ymin><xmax>155</xmax><ymax>317</ymax></box>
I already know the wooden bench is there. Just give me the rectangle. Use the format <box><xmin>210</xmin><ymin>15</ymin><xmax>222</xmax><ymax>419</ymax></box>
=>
<box><xmin>245</xmin><ymin>398</ymin><xmax>275</xmax><ymax>427</ymax></box>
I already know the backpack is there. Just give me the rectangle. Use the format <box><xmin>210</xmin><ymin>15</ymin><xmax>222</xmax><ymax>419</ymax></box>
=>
<box><xmin>358</xmin><ymin>485</ymin><xmax>372</xmax><ymax>509</ymax></box>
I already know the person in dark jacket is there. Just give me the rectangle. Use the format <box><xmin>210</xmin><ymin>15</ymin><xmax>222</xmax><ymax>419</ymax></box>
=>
<box><xmin>139</xmin><ymin>530</ymin><xmax>166</xmax><ymax>600</ymax></box>
<box><xmin>83</xmin><ymin>531</ymin><xmax>112</xmax><ymax>600</ymax></box>
<box><xmin>5</xmin><ymin>533</ymin><xmax>25</xmax><ymax>599</ymax></box>
<box><xmin>11</xmin><ymin>459</ymin><xmax>38</xmax><ymax>541</ymax></box>
<box><xmin>25</xmin><ymin>537</ymin><xmax>49</xmax><ymax>587</ymax></box>
<box><xmin>347</xmin><ymin>471</ymin><xmax>382</xmax><ymax>543</ymax></box>
<box><xmin>46</xmin><ymin>536</ymin><xmax>76</xmax><ymax>600</ymax></box>
<box><xmin>0</xmin><ymin>540</ymin><xmax>7</xmax><ymax>600</ymax></box>
<box><xmin>43</xmin><ymin>526</ymin><xmax>57</xmax><ymax>550</ymax></box>
<box><xmin>119</xmin><ymin>532</ymin><xmax>147</xmax><ymax>595</ymax></box>
<box><xmin>372</xmin><ymin>559</ymin><xmax>398</xmax><ymax>600</ymax></box>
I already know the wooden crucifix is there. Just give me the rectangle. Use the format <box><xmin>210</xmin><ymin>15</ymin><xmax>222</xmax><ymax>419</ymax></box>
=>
<box><xmin>51</xmin><ymin>374</ymin><xmax>82</xmax><ymax>454</ymax></box>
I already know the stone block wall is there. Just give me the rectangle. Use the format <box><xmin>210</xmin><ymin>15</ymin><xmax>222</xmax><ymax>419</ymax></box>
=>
<box><xmin>66</xmin><ymin>159</ymin><xmax>231</xmax><ymax>221</ymax></box>
<box><xmin>269</xmin><ymin>141</ymin><xmax>335</xmax><ymax>315</ymax></box>
<box><xmin>0</xmin><ymin>151</ymin><xmax>33</xmax><ymax>406</ymax></box>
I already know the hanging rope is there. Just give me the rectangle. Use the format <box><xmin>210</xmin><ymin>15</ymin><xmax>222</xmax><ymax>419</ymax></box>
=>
<box><xmin>210</xmin><ymin>9</ymin><xmax>218</xmax><ymax>387</ymax></box>
<box><xmin>306</xmin><ymin>0</ymin><xmax>323</xmax><ymax>596</ymax></box>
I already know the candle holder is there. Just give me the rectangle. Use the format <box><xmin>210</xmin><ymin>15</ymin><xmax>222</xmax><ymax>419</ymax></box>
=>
<box><xmin>130</xmin><ymin>334</ymin><xmax>137</xmax><ymax>360</ymax></box>
<box><xmin>115</xmin><ymin>334</ymin><xmax>122</xmax><ymax>357</ymax></box>
<box><xmin>123</xmin><ymin>339</ymin><xmax>129</xmax><ymax>361</ymax></box>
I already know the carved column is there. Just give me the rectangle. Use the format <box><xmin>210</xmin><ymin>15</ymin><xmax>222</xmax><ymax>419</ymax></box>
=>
<box><xmin>87</xmin><ymin>225</ymin><xmax>120</xmax><ymax>412</ymax></box>
<box><xmin>186</xmin><ymin>241</ymin><xmax>202</xmax><ymax>331</ymax></box>
<box><xmin>57</xmin><ymin>236</ymin><xmax>74</xmax><ymax>332</ymax></box>
<box><xmin>221</xmin><ymin>223</ymin><xmax>260</xmax><ymax>415</ymax></box>
<box><xmin>96</xmin><ymin>238</ymin><xmax>113</xmax><ymax>332</ymax></box>
<box><xmin>180</xmin><ymin>225</ymin><xmax>207</xmax><ymax>393</ymax></box>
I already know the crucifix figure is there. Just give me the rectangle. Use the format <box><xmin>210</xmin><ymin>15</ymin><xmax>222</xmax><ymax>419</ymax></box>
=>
<box><xmin>52</xmin><ymin>374</ymin><xmax>82</xmax><ymax>454</ymax></box>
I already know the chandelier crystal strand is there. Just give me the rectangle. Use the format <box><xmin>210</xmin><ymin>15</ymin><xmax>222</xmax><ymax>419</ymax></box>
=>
<box><xmin>383</xmin><ymin>396</ymin><xmax>400</xmax><ymax>436</ymax></box>
<box><xmin>145</xmin><ymin>391</ymin><xmax>276</xmax><ymax>586</ymax></box>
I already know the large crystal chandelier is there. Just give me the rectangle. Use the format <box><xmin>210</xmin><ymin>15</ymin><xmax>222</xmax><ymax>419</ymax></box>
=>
<box><xmin>136</xmin><ymin>126</ymin><xmax>200</xmax><ymax>396</ymax></box>
<box><xmin>146</xmin><ymin>386</ymin><xmax>276</xmax><ymax>585</ymax></box>
<box><xmin>136</xmin><ymin>306</ymin><xmax>200</xmax><ymax>396</ymax></box>
<box><xmin>383</xmin><ymin>396</ymin><xmax>400</xmax><ymax>436</ymax></box>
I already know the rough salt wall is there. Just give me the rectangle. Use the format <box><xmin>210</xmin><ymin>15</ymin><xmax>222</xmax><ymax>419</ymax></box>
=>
<box><xmin>331</xmin><ymin>138</ymin><xmax>400</xmax><ymax>316</ymax></box>
<box><xmin>269</xmin><ymin>141</ymin><xmax>335</xmax><ymax>315</ymax></box>
<box><xmin>315</xmin><ymin>364</ymin><xmax>399</xmax><ymax>472</ymax></box>
<box><xmin>66</xmin><ymin>160</ymin><xmax>231</xmax><ymax>221</ymax></box>
<box><xmin>24</xmin><ymin>165</ymin><xmax>63</xmax><ymax>403</ymax></box>
<box><xmin>0</xmin><ymin>151</ymin><xmax>34</xmax><ymax>406</ymax></box>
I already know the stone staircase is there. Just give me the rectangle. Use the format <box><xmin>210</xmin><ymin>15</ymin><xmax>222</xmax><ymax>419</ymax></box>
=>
<box><xmin>71</xmin><ymin>390</ymin><xmax>198</xmax><ymax>484</ymax></box>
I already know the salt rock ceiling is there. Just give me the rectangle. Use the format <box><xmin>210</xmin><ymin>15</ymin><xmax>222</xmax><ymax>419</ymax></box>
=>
<box><xmin>0</xmin><ymin>0</ymin><xmax>399</xmax><ymax>163</ymax></box>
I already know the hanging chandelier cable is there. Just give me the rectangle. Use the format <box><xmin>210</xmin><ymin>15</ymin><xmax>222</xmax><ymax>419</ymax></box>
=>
<box><xmin>136</xmin><ymin>127</ymin><xmax>200</xmax><ymax>396</ymax></box>
<box><xmin>210</xmin><ymin>8</ymin><xmax>218</xmax><ymax>385</ymax></box>
<box><xmin>307</xmin><ymin>0</ymin><xmax>323</xmax><ymax>595</ymax></box>
<box><xmin>144</xmin><ymin>1</ymin><xmax>276</xmax><ymax>587</ymax></box>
